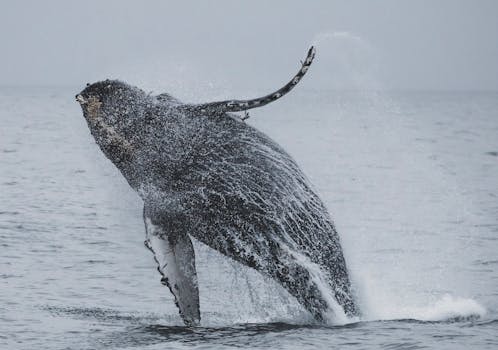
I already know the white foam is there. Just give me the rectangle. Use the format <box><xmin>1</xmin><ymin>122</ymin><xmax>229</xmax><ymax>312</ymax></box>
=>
<box><xmin>281</xmin><ymin>243</ymin><xmax>351</xmax><ymax>325</ymax></box>
<box><xmin>362</xmin><ymin>293</ymin><xmax>486</xmax><ymax>322</ymax></box>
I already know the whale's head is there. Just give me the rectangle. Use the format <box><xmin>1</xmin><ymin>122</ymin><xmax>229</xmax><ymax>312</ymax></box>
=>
<box><xmin>76</xmin><ymin>80</ymin><xmax>149</xmax><ymax>165</ymax></box>
<box><xmin>76</xmin><ymin>80</ymin><xmax>150</xmax><ymax>143</ymax></box>
<box><xmin>76</xmin><ymin>80</ymin><xmax>147</xmax><ymax>129</ymax></box>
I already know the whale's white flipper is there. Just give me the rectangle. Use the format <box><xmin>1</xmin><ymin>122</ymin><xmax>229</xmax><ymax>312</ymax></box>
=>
<box><xmin>144</xmin><ymin>215</ymin><xmax>200</xmax><ymax>326</ymax></box>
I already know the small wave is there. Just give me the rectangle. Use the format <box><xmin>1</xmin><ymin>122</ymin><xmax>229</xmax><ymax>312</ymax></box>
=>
<box><xmin>462</xmin><ymin>318</ymin><xmax>498</xmax><ymax>327</ymax></box>
<box><xmin>42</xmin><ymin>305</ymin><xmax>161</xmax><ymax>324</ymax></box>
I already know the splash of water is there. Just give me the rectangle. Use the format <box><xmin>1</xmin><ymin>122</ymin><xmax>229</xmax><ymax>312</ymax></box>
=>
<box><xmin>306</xmin><ymin>30</ymin><xmax>488</xmax><ymax>325</ymax></box>
<box><xmin>367</xmin><ymin>294</ymin><xmax>486</xmax><ymax>322</ymax></box>
<box><xmin>310</xmin><ymin>31</ymin><xmax>382</xmax><ymax>91</ymax></box>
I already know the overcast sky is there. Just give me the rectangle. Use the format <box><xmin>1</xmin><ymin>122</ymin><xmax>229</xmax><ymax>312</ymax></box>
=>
<box><xmin>1</xmin><ymin>0</ymin><xmax>497</xmax><ymax>93</ymax></box>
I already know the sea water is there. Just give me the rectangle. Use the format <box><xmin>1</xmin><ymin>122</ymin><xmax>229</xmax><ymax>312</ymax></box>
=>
<box><xmin>1</xmin><ymin>87</ymin><xmax>497</xmax><ymax>349</ymax></box>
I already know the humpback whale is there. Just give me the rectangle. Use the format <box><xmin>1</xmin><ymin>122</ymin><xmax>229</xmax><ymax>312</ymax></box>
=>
<box><xmin>76</xmin><ymin>47</ymin><xmax>358</xmax><ymax>326</ymax></box>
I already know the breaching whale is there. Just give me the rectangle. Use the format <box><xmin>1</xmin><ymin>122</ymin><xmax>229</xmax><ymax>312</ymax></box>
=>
<box><xmin>76</xmin><ymin>47</ymin><xmax>359</xmax><ymax>326</ymax></box>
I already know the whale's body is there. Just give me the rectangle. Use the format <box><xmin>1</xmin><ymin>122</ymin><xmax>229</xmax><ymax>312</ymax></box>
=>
<box><xmin>76</xmin><ymin>47</ymin><xmax>358</xmax><ymax>325</ymax></box>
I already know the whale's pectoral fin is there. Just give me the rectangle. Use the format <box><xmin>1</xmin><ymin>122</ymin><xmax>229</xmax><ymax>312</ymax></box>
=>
<box><xmin>177</xmin><ymin>46</ymin><xmax>316</xmax><ymax>116</ymax></box>
<box><xmin>143</xmin><ymin>212</ymin><xmax>200</xmax><ymax>326</ymax></box>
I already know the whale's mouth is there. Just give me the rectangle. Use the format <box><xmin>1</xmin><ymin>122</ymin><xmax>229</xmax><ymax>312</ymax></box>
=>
<box><xmin>75</xmin><ymin>94</ymin><xmax>86</xmax><ymax>104</ymax></box>
<box><xmin>76</xmin><ymin>95</ymin><xmax>102</xmax><ymax>121</ymax></box>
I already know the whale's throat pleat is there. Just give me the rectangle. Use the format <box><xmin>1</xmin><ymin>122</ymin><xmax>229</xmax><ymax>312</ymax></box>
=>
<box><xmin>88</xmin><ymin>111</ymin><xmax>134</xmax><ymax>167</ymax></box>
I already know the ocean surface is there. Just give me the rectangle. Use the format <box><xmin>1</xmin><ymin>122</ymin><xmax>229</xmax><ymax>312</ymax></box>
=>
<box><xmin>1</xmin><ymin>87</ymin><xmax>497</xmax><ymax>349</ymax></box>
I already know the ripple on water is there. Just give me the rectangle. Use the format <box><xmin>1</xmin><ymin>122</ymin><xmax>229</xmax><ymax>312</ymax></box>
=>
<box><xmin>2</xmin><ymin>90</ymin><xmax>498</xmax><ymax>350</ymax></box>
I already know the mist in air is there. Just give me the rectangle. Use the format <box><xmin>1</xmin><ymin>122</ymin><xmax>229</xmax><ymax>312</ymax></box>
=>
<box><xmin>1</xmin><ymin>0</ymin><xmax>497</xmax><ymax>92</ymax></box>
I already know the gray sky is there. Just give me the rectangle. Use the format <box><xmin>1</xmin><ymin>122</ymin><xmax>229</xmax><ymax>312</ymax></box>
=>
<box><xmin>1</xmin><ymin>0</ymin><xmax>497</xmax><ymax>92</ymax></box>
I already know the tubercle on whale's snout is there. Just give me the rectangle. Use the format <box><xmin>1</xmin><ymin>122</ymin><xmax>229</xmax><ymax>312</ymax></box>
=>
<box><xmin>75</xmin><ymin>82</ymin><xmax>97</xmax><ymax>104</ymax></box>
<box><xmin>75</xmin><ymin>94</ymin><xmax>86</xmax><ymax>104</ymax></box>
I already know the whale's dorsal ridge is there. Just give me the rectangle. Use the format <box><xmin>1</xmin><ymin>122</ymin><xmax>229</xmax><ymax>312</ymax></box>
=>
<box><xmin>177</xmin><ymin>46</ymin><xmax>316</xmax><ymax>117</ymax></box>
<box><xmin>155</xmin><ymin>93</ymin><xmax>182</xmax><ymax>106</ymax></box>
